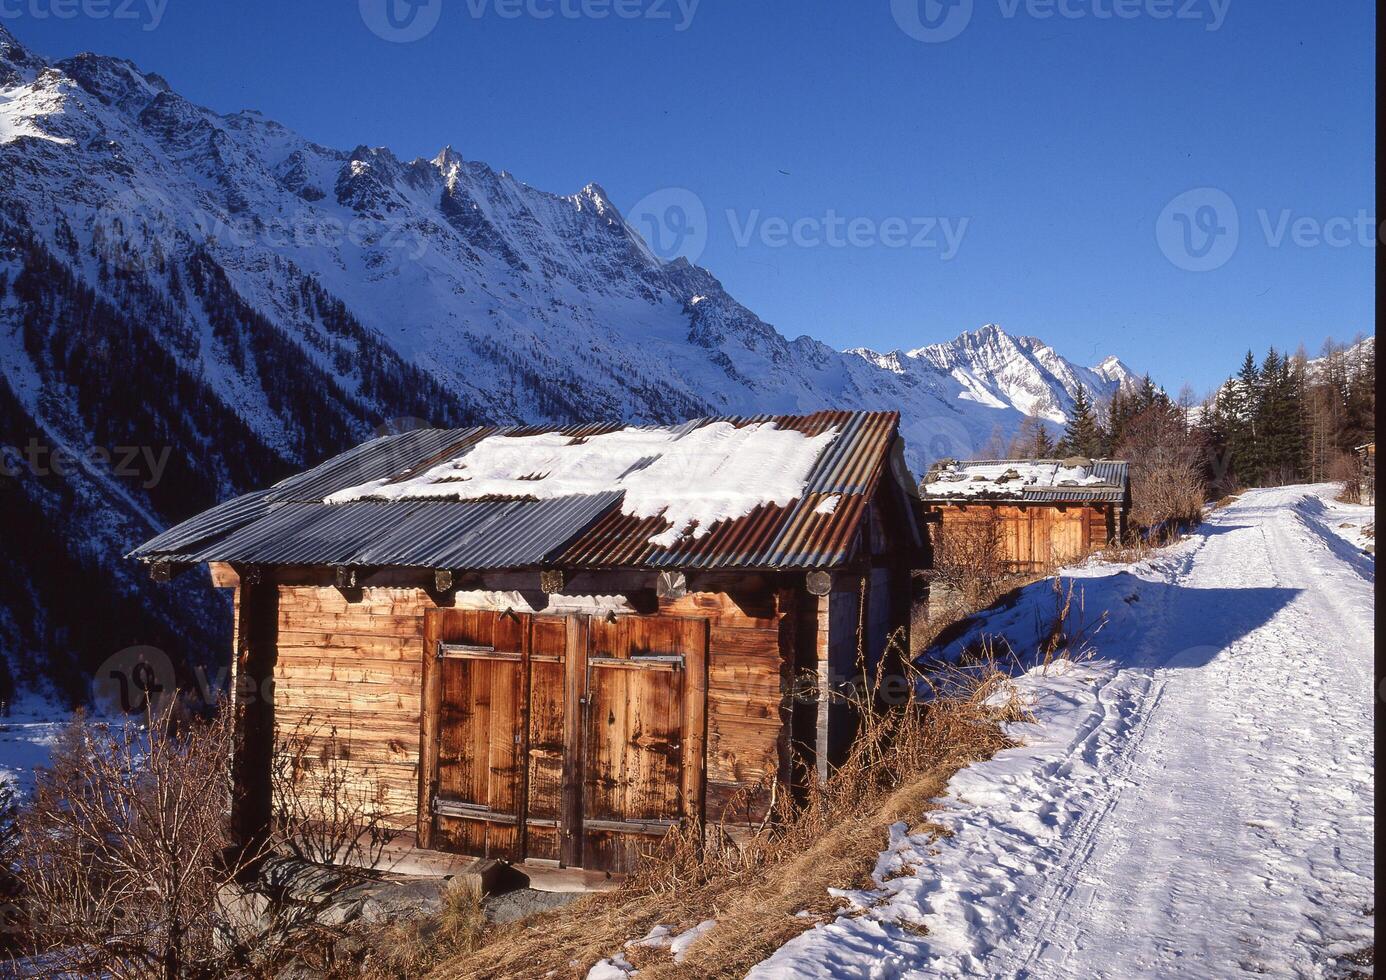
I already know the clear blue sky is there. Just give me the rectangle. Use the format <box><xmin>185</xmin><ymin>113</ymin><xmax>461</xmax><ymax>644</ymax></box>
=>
<box><xmin>5</xmin><ymin>0</ymin><xmax>1374</xmax><ymax>392</ymax></box>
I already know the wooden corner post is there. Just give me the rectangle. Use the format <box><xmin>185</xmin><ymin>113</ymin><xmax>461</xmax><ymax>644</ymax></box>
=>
<box><xmin>232</xmin><ymin>575</ymin><xmax>278</xmax><ymax>853</ymax></box>
<box><xmin>560</xmin><ymin>614</ymin><xmax>589</xmax><ymax>868</ymax></box>
<box><xmin>418</xmin><ymin>610</ymin><xmax>443</xmax><ymax>851</ymax></box>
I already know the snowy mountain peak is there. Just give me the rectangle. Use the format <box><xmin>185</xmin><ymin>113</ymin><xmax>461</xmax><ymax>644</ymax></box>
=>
<box><xmin>432</xmin><ymin>144</ymin><xmax>465</xmax><ymax>173</ymax></box>
<box><xmin>856</xmin><ymin>324</ymin><xmax>1131</xmax><ymax>425</ymax></box>
<box><xmin>0</xmin><ymin>24</ymin><xmax>1149</xmax><ymax>695</ymax></box>
<box><xmin>1092</xmin><ymin>354</ymin><xmax>1136</xmax><ymax>387</ymax></box>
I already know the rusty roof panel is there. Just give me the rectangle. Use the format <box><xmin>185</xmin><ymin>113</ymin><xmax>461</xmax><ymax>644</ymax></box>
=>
<box><xmin>131</xmin><ymin>411</ymin><xmax>918</xmax><ymax>572</ymax></box>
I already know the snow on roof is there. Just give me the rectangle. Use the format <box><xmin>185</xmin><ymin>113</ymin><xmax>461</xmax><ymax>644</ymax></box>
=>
<box><xmin>922</xmin><ymin>458</ymin><xmax>1122</xmax><ymax>501</ymax></box>
<box><xmin>326</xmin><ymin>420</ymin><xmax>841</xmax><ymax>547</ymax></box>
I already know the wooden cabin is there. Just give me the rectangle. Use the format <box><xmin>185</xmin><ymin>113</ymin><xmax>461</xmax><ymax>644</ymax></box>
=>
<box><xmin>131</xmin><ymin>411</ymin><xmax>928</xmax><ymax>877</ymax></box>
<box><xmin>920</xmin><ymin>458</ymin><xmax>1130</xmax><ymax>572</ymax></box>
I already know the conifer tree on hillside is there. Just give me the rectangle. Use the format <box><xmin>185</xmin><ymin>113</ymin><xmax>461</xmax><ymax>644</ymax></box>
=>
<box><xmin>1008</xmin><ymin>415</ymin><xmax>1058</xmax><ymax>458</ymax></box>
<box><xmin>1105</xmin><ymin>387</ymin><xmax>1134</xmax><ymax>456</ymax></box>
<box><xmin>1224</xmin><ymin>350</ymin><xmax>1262</xmax><ymax>485</ymax></box>
<box><xmin>1057</xmin><ymin>386</ymin><xmax>1107</xmax><ymax>458</ymax></box>
<box><xmin>1200</xmin><ymin>339</ymin><xmax>1373</xmax><ymax>490</ymax></box>
<box><xmin>1253</xmin><ymin>348</ymin><xmax>1306</xmax><ymax>484</ymax></box>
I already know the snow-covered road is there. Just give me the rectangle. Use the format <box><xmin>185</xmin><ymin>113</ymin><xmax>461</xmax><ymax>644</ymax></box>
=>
<box><xmin>753</xmin><ymin>486</ymin><xmax>1375</xmax><ymax>979</ymax></box>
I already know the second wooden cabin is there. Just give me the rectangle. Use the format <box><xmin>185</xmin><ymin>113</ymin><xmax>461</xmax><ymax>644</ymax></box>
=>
<box><xmin>131</xmin><ymin>411</ymin><xmax>928</xmax><ymax>877</ymax></box>
<box><xmin>920</xmin><ymin>457</ymin><xmax>1130</xmax><ymax>571</ymax></box>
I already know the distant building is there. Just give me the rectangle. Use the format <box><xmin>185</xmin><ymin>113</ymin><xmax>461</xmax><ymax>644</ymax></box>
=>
<box><xmin>130</xmin><ymin>411</ymin><xmax>928</xmax><ymax>879</ymax></box>
<box><xmin>920</xmin><ymin>458</ymin><xmax>1131</xmax><ymax>571</ymax></box>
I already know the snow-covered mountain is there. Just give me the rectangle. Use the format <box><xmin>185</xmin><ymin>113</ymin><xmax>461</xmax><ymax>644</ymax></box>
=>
<box><xmin>0</xmin><ymin>24</ymin><xmax>1135</xmax><ymax>700</ymax></box>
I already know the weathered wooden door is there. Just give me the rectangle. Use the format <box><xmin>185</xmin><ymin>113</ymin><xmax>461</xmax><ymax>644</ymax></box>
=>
<box><xmin>420</xmin><ymin>609</ymin><xmax>707</xmax><ymax>872</ymax></box>
<box><xmin>420</xmin><ymin>609</ymin><xmax>531</xmax><ymax>860</ymax></box>
<box><xmin>1049</xmin><ymin>507</ymin><xmax>1086</xmax><ymax>564</ymax></box>
<box><xmin>583</xmin><ymin>616</ymin><xmax>708</xmax><ymax>873</ymax></box>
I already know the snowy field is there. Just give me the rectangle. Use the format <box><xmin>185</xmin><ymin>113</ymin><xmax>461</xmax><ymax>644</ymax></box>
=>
<box><xmin>753</xmin><ymin>485</ymin><xmax>1374</xmax><ymax>979</ymax></box>
<box><xmin>0</xmin><ymin>696</ymin><xmax>67</xmax><ymax>796</ymax></box>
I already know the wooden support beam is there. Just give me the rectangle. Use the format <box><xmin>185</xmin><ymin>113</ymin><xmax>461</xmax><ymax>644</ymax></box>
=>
<box><xmin>560</xmin><ymin>614</ymin><xmax>588</xmax><ymax>869</ymax></box>
<box><xmin>209</xmin><ymin>562</ymin><xmax>240</xmax><ymax>588</ymax></box>
<box><xmin>232</xmin><ymin>580</ymin><xmax>278</xmax><ymax>855</ymax></box>
<box><xmin>148</xmin><ymin>561</ymin><xmax>186</xmax><ymax>583</ymax></box>
<box><xmin>679</xmin><ymin>618</ymin><xmax>709</xmax><ymax>831</ymax></box>
<box><xmin>813</xmin><ymin>590</ymin><xmax>832</xmax><ymax>784</ymax></box>
<box><xmin>417</xmin><ymin>612</ymin><xmax>443</xmax><ymax>852</ymax></box>
<box><xmin>806</xmin><ymin>570</ymin><xmax>832</xmax><ymax>596</ymax></box>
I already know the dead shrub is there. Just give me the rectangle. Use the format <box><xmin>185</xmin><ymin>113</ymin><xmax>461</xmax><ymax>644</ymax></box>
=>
<box><xmin>7</xmin><ymin>699</ymin><xmax>252</xmax><ymax>979</ymax></box>
<box><xmin>932</xmin><ymin>510</ymin><xmax>1007</xmax><ymax>608</ymax></box>
<box><xmin>4</xmin><ymin>706</ymin><xmax>404</xmax><ymax>979</ymax></box>
<box><xmin>916</xmin><ymin>510</ymin><xmax>1044</xmax><ymax>650</ymax></box>
<box><xmin>1332</xmin><ymin>452</ymin><xmax>1364</xmax><ymax>504</ymax></box>
<box><xmin>1116</xmin><ymin>401</ymin><xmax>1209</xmax><ymax>542</ymax></box>
<box><xmin>1127</xmin><ymin>448</ymin><xmax>1206</xmax><ymax>541</ymax></box>
<box><xmin>271</xmin><ymin>717</ymin><xmax>398</xmax><ymax>870</ymax></box>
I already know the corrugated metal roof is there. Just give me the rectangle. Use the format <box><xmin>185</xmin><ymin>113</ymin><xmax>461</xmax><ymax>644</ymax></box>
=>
<box><xmin>919</xmin><ymin>458</ymin><xmax>1130</xmax><ymax>505</ymax></box>
<box><xmin>1020</xmin><ymin>488</ymin><xmax>1126</xmax><ymax>504</ymax></box>
<box><xmin>131</xmin><ymin>411</ymin><xmax>918</xmax><ymax>572</ymax></box>
<box><xmin>128</xmin><ymin>489</ymin><xmax>275</xmax><ymax>559</ymax></box>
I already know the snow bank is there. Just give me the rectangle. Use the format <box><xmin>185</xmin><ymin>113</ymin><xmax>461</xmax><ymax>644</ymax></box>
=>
<box><xmin>327</xmin><ymin>421</ymin><xmax>839</xmax><ymax>546</ymax></box>
<box><xmin>753</xmin><ymin>487</ymin><xmax>1375</xmax><ymax>978</ymax></box>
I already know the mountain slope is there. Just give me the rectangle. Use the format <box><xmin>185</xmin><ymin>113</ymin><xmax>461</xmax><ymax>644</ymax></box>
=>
<box><xmin>0</xmin><ymin>24</ymin><xmax>1134</xmax><ymax>700</ymax></box>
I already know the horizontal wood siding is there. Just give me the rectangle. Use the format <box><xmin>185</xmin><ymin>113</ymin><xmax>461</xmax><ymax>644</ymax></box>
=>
<box><xmin>263</xmin><ymin>581</ymin><xmax>792</xmax><ymax>839</ymax></box>
<box><xmin>664</xmin><ymin>594</ymin><xmax>786</xmax><ymax>826</ymax></box>
<box><xmin>272</xmin><ymin>586</ymin><xmax>432</xmax><ymax>830</ymax></box>
<box><xmin>932</xmin><ymin>502</ymin><xmax>1108</xmax><ymax>571</ymax></box>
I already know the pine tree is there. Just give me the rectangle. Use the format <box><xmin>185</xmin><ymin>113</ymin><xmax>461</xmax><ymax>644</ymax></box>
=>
<box><xmin>1057</xmin><ymin>386</ymin><xmax>1106</xmax><ymax>458</ymax></box>
<box><xmin>1254</xmin><ymin>348</ymin><xmax>1305</xmax><ymax>484</ymax></box>
<box><xmin>1105</xmin><ymin>388</ymin><xmax>1133</xmax><ymax>456</ymax></box>
<box><xmin>1226</xmin><ymin>350</ymin><xmax>1261</xmax><ymax>485</ymax></box>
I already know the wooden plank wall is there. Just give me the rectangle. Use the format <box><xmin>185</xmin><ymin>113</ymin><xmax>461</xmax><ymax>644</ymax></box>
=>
<box><xmin>657</xmin><ymin>591</ymin><xmax>788</xmax><ymax>826</ymax></box>
<box><xmin>273</xmin><ymin>586</ymin><xmax>431</xmax><ymax>830</ymax></box>
<box><xmin>934</xmin><ymin>502</ymin><xmax>1109</xmax><ymax>571</ymax></box>
<box><xmin>263</xmin><ymin>582</ymin><xmax>792</xmax><ymax>835</ymax></box>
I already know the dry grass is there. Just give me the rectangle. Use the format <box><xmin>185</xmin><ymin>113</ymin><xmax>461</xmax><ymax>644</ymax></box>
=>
<box><xmin>355</xmin><ymin>878</ymin><xmax>487</xmax><ymax>979</ymax></box>
<box><xmin>412</xmin><ymin>632</ymin><xmax>1037</xmax><ymax>980</ymax></box>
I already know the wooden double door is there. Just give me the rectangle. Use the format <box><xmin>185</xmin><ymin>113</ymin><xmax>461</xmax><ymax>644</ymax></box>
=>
<box><xmin>418</xmin><ymin>609</ymin><xmax>708</xmax><ymax>873</ymax></box>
